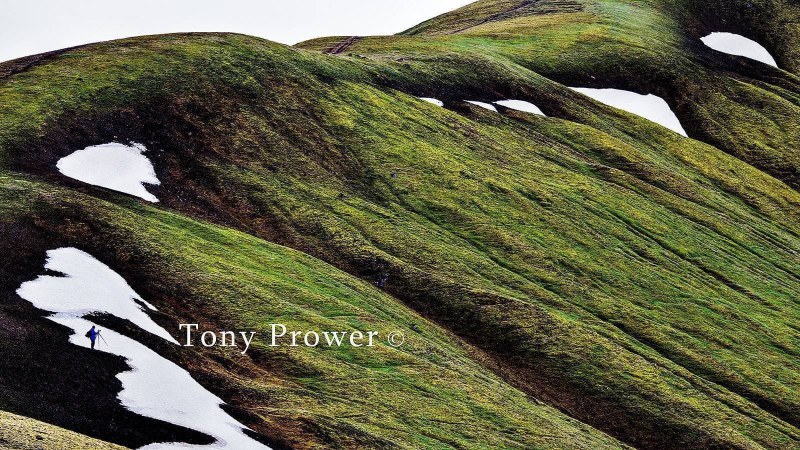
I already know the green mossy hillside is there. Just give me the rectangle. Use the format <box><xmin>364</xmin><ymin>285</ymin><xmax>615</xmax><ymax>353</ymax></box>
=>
<box><xmin>0</xmin><ymin>410</ymin><xmax>126</xmax><ymax>450</ymax></box>
<box><xmin>0</xmin><ymin>1</ymin><xmax>798</xmax><ymax>448</ymax></box>
<box><xmin>302</xmin><ymin>0</ymin><xmax>800</xmax><ymax>190</ymax></box>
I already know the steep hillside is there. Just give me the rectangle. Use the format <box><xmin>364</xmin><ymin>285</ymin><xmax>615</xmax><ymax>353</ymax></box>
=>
<box><xmin>0</xmin><ymin>410</ymin><xmax>125</xmax><ymax>450</ymax></box>
<box><xmin>0</xmin><ymin>175</ymin><xmax>622</xmax><ymax>449</ymax></box>
<box><xmin>304</xmin><ymin>0</ymin><xmax>800</xmax><ymax>189</ymax></box>
<box><xmin>1</xmin><ymin>1</ymin><xmax>799</xmax><ymax>449</ymax></box>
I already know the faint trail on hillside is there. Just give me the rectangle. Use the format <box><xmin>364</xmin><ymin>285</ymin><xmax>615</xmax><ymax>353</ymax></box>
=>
<box><xmin>448</xmin><ymin>0</ymin><xmax>583</xmax><ymax>34</ymax></box>
<box><xmin>449</xmin><ymin>0</ymin><xmax>539</xmax><ymax>34</ymax></box>
<box><xmin>324</xmin><ymin>36</ymin><xmax>363</xmax><ymax>55</ymax></box>
<box><xmin>0</xmin><ymin>46</ymin><xmax>88</xmax><ymax>80</ymax></box>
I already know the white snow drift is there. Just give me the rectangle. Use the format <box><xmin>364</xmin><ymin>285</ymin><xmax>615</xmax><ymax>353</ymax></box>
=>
<box><xmin>57</xmin><ymin>143</ymin><xmax>161</xmax><ymax>202</ymax></box>
<box><xmin>494</xmin><ymin>99</ymin><xmax>546</xmax><ymax>117</ymax></box>
<box><xmin>465</xmin><ymin>100</ymin><xmax>498</xmax><ymax>112</ymax></box>
<box><xmin>17</xmin><ymin>248</ymin><xmax>176</xmax><ymax>344</ymax></box>
<box><xmin>570</xmin><ymin>87</ymin><xmax>687</xmax><ymax>136</ymax></box>
<box><xmin>419</xmin><ymin>97</ymin><xmax>444</xmax><ymax>106</ymax></box>
<box><xmin>431</xmin><ymin>98</ymin><xmax>547</xmax><ymax>116</ymax></box>
<box><xmin>16</xmin><ymin>248</ymin><xmax>270</xmax><ymax>450</ymax></box>
<box><xmin>700</xmin><ymin>32</ymin><xmax>778</xmax><ymax>68</ymax></box>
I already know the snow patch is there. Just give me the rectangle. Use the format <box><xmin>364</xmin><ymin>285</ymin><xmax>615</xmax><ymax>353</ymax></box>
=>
<box><xmin>419</xmin><ymin>97</ymin><xmax>444</xmax><ymax>106</ymax></box>
<box><xmin>465</xmin><ymin>100</ymin><xmax>498</xmax><ymax>112</ymax></box>
<box><xmin>494</xmin><ymin>100</ymin><xmax>546</xmax><ymax>117</ymax></box>
<box><xmin>17</xmin><ymin>248</ymin><xmax>270</xmax><ymax>450</ymax></box>
<box><xmin>570</xmin><ymin>88</ymin><xmax>687</xmax><ymax>136</ymax></box>
<box><xmin>701</xmin><ymin>32</ymin><xmax>778</xmax><ymax>68</ymax></box>
<box><xmin>17</xmin><ymin>248</ymin><xmax>175</xmax><ymax>344</ymax></box>
<box><xmin>57</xmin><ymin>143</ymin><xmax>161</xmax><ymax>202</ymax></box>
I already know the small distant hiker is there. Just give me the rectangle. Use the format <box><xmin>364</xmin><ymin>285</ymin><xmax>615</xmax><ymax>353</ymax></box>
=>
<box><xmin>85</xmin><ymin>325</ymin><xmax>101</xmax><ymax>350</ymax></box>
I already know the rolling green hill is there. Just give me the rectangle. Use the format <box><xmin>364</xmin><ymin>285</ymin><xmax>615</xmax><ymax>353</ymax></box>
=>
<box><xmin>1</xmin><ymin>0</ymin><xmax>799</xmax><ymax>448</ymax></box>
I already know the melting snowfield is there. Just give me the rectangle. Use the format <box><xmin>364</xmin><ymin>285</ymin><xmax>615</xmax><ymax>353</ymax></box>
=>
<box><xmin>701</xmin><ymin>32</ymin><xmax>778</xmax><ymax>68</ymax></box>
<box><xmin>495</xmin><ymin>99</ymin><xmax>546</xmax><ymax>117</ymax></box>
<box><xmin>419</xmin><ymin>97</ymin><xmax>444</xmax><ymax>106</ymax></box>
<box><xmin>570</xmin><ymin>88</ymin><xmax>687</xmax><ymax>136</ymax></box>
<box><xmin>465</xmin><ymin>100</ymin><xmax>498</xmax><ymax>112</ymax></box>
<box><xmin>57</xmin><ymin>143</ymin><xmax>161</xmax><ymax>202</ymax></box>
<box><xmin>16</xmin><ymin>248</ymin><xmax>270</xmax><ymax>450</ymax></box>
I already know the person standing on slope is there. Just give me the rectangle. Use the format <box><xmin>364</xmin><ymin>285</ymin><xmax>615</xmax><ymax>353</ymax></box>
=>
<box><xmin>85</xmin><ymin>325</ymin><xmax>101</xmax><ymax>350</ymax></box>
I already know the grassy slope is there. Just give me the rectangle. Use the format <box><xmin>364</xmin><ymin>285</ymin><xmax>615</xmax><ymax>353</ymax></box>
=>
<box><xmin>0</xmin><ymin>410</ymin><xmax>126</xmax><ymax>450</ymax></box>
<box><xmin>0</xmin><ymin>3</ymin><xmax>798</xmax><ymax>449</ymax></box>
<box><xmin>307</xmin><ymin>0</ymin><xmax>800</xmax><ymax>190</ymax></box>
<box><xmin>0</xmin><ymin>174</ymin><xmax>623</xmax><ymax>450</ymax></box>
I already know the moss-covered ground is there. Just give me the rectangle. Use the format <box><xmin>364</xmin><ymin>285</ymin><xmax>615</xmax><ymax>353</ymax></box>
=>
<box><xmin>0</xmin><ymin>1</ymin><xmax>799</xmax><ymax>448</ymax></box>
<box><xmin>0</xmin><ymin>410</ymin><xmax>126</xmax><ymax>450</ymax></box>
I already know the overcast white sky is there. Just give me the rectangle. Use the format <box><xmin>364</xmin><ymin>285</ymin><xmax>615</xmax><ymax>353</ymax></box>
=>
<box><xmin>0</xmin><ymin>0</ymin><xmax>473</xmax><ymax>62</ymax></box>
